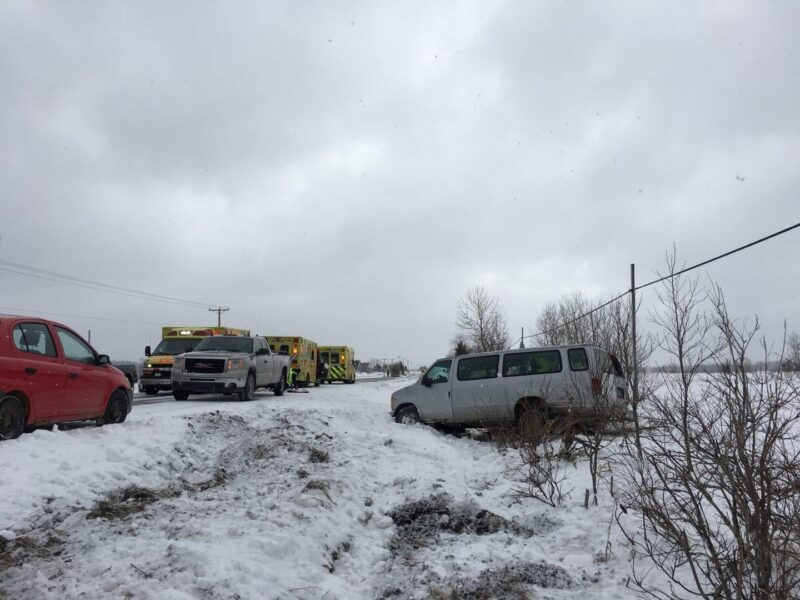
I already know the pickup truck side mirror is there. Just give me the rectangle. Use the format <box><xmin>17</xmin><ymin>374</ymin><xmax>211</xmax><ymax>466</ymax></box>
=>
<box><xmin>256</xmin><ymin>348</ymin><xmax>269</xmax><ymax>356</ymax></box>
<box><xmin>421</xmin><ymin>376</ymin><xmax>432</xmax><ymax>388</ymax></box>
<box><xmin>97</xmin><ymin>354</ymin><xmax>110</xmax><ymax>365</ymax></box>
<box><xmin>145</xmin><ymin>346</ymin><xmax>151</xmax><ymax>357</ymax></box>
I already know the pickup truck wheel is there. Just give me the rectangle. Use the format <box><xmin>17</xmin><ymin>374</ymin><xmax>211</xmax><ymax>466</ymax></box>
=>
<box><xmin>240</xmin><ymin>374</ymin><xmax>256</xmax><ymax>401</ymax></box>
<box><xmin>0</xmin><ymin>396</ymin><xmax>25</xmax><ymax>440</ymax></box>
<box><xmin>395</xmin><ymin>405</ymin><xmax>421</xmax><ymax>425</ymax></box>
<box><xmin>173</xmin><ymin>392</ymin><xmax>189</xmax><ymax>401</ymax></box>
<box><xmin>100</xmin><ymin>390</ymin><xmax>129</xmax><ymax>425</ymax></box>
<box><xmin>273</xmin><ymin>372</ymin><xmax>286</xmax><ymax>396</ymax></box>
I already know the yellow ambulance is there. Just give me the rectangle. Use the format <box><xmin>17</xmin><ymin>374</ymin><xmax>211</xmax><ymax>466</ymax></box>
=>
<box><xmin>318</xmin><ymin>346</ymin><xmax>356</xmax><ymax>384</ymax></box>
<box><xmin>264</xmin><ymin>336</ymin><xmax>319</xmax><ymax>387</ymax></box>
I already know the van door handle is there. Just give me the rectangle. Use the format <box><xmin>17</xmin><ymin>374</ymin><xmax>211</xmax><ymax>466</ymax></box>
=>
<box><xmin>25</xmin><ymin>367</ymin><xmax>37</xmax><ymax>375</ymax></box>
<box><xmin>68</xmin><ymin>372</ymin><xmax>79</xmax><ymax>380</ymax></box>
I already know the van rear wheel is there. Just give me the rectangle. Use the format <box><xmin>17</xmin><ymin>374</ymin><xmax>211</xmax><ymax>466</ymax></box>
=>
<box><xmin>517</xmin><ymin>402</ymin><xmax>549</xmax><ymax>440</ymax></box>
<box><xmin>395</xmin><ymin>405</ymin><xmax>421</xmax><ymax>425</ymax></box>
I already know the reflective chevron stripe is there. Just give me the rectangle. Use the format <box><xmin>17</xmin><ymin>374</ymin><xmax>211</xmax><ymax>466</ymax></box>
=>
<box><xmin>328</xmin><ymin>364</ymin><xmax>346</xmax><ymax>379</ymax></box>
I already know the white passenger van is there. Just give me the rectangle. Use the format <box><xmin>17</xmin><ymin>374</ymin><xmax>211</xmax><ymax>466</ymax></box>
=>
<box><xmin>390</xmin><ymin>345</ymin><xmax>627</xmax><ymax>427</ymax></box>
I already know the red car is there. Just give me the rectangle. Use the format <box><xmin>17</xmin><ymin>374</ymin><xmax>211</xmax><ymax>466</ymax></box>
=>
<box><xmin>0</xmin><ymin>315</ymin><xmax>132</xmax><ymax>440</ymax></box>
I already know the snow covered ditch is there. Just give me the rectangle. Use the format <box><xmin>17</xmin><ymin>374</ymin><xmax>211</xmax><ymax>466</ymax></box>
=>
<box><xmin>0</xmin><ymin>378</ymin><xmax>648</xmax><ymax>599</ymax></box>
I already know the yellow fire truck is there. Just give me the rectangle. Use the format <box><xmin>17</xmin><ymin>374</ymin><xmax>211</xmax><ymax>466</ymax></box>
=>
<box><xmin>140</xmin><ymin>326</ymin><xmax>250</xmax><ymax>395</ymax></box>
<box><xmin>264</xmin><ymin>336</ymin><xmax>319</xmax><ymax>387</ymax></box>
<box><xmin>318</xmin><ymin>346</ymin><xmax>356</xmax><ymax>384</ymax></box>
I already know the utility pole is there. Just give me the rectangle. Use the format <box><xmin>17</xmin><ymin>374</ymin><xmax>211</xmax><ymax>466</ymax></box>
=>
<box><xmin>630</xmin><ymin>264</ymin><xmax>641</xmax><ymax>455</ymax></box>
<box><xmin>208</xmin><ymin>306</ymin><xmax>229</xmax><ymax>327</ymax></box>
<box><xmin>519</xmin><ymin>327</ymin><xmax>525</xmax><ymax>349</ymax></box>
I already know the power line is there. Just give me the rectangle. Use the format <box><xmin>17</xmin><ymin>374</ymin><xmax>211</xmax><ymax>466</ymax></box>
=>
<box><xmin>0</xmin><ymin>259</ymin><xmax>216</xmax><ymax>308</ymax></box>
<box><xmin>514</xmin><ymin>220</ymin><xmax>800</xmax><ymax>345</ymax></box>
<box><xmin>635</xmin><ymin>221</ymin><xmax>800</xmax><ymax>291</ymax></box>
<box><xmin>0</xmin><ymin>305</ymin><xmax>164</xmax><ymax>326</ymax></box>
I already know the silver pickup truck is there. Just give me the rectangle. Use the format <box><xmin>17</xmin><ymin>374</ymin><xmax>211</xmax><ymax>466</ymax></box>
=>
<box><xmin>170</xmin><ymin>336</ymin><xmax>290</xmax><ymax>401</ymax></box>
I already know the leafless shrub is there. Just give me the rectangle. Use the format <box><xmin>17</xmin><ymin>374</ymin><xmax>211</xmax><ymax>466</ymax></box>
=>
<box><xmin>510</xmin><ymin>418</ymin><xmax>573</xmax><ymax>508</ymax></box>
<box><xmin>616</xmin><ymin>259</ymin><xmax>800</xmax><ymax>599</ymax></box>
<box><xmin>571</xmin><ymin>380</ymin><xmax>624</xmax><ymax>505</ymax></box>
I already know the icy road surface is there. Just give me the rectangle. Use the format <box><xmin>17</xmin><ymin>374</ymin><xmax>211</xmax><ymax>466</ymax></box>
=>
<box><xmin>0</xmin><ymin>378</ymin><xmax>643</xmax><ymax>599</ymax></box>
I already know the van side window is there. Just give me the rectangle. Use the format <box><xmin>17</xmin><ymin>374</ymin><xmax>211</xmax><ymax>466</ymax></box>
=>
<box><xmin>457</xmin><ymin>355</ymin><xmax>499</xmax><ymax>381</ymax></box>
<box><xmin>502</xmin><ymin>350</ymin><xmax>562</xmax><ymax>377</ymax></box>
<box><xmin>609</xmin><ymin>354</ymin><xmax>624</xmax><ymax>377</ymax></box>
<box><xmin>426</xmin><ymin>360</ymin><xmax>452</xmax><ymax>384</ymax></box>
<box><xmin>568</xmin><ymin>348</ymin><xmax>589</xmax><ymax>371</ymax></box>
<box><xmin>13</xmin><ymin>323</ymin><xmax>58</xmax><ymax>357</ymax></box>
<box><xmin>595</xmin><ymin>349</ymin><xmax>625</xmax><ymax>376</ymax></box>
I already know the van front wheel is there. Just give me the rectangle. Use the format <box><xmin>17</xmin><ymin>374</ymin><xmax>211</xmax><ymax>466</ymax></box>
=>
<box><xmin>395</xmin><ymin>405</ymin><xmax>421</xmax><ymax>425</ymax></box>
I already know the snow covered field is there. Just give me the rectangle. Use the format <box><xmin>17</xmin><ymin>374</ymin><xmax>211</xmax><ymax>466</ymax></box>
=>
<box><xmin>0</xmin><ymin>378</ymin><xmax>650</xmax><ymax>599</ymax></box>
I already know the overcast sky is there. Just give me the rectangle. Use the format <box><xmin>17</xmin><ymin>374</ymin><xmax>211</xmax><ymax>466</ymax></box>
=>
<box><xmin>1</xmin><ymin>1</ymin><xmax>798</xmax><ymax>366</ymax></box>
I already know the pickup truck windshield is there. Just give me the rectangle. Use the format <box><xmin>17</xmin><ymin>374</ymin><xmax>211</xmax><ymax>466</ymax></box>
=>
<box><xmin>193</xmin><ymin>337</ymin><xmax>252</xmax><ymax>353</ymax></box>
<box><xmin>152</xmin><ymin>338</ymin><xmax>200</xmax><ymax>355</ymax></box>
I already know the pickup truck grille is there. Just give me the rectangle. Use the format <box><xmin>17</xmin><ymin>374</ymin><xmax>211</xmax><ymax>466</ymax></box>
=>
<box><xmin>185</xmin><ymin>358</ymin><xmax>226</xmax><ymax>374</ymax></box>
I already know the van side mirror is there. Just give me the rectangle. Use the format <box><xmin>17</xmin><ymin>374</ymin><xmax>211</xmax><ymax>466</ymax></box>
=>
<box><xmin>145</xmin><ymin>346</ymin><xmax>151</xmax><ymax>357</ymax></box>
<box><xmin>422</xmin><ymin>376</ymin><xmax>432</xmax><ymax>388</ymax></box>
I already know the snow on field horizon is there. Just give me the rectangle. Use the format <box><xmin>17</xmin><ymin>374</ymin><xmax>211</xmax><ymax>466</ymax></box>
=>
<box><xmin>0</xmin><ymin>379</ymin><xmax>654</xmax><ymax>599</ymax></box>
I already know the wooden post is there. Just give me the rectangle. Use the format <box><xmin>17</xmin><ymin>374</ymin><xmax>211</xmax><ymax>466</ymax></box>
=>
<box><xmin>584</xmin><ymin>489</ymin><xmax>590</xmax><ymax>509</ymax></box>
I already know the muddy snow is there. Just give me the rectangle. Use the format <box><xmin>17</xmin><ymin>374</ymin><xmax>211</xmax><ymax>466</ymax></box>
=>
<box><xmin>0</xmin><ymin>378</ymin><xmax>650</xmax><ymax>599</ymax></box>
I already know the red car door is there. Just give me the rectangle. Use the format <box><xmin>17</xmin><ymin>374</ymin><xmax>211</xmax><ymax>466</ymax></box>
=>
<box><xmin>9</xmin><ymin>321</ymin><xmax>68</xmax><ymax>421</ymax></box>
<box><xmin>54</xmin><ymin>326</ymin><xmax>108</xmax><ymax>418</ymax></box>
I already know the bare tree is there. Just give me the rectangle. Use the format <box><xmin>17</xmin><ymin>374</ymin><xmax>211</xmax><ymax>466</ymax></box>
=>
<box><xmin>535</xmin><ymin>291</ymin><xmax>611</xmax><ymax>346</ymax></box>
<box><xmin>455</xmin><ymin>286</ymin><xmax>510</xmax><ymax>352</ymax></box>
<box><xmin>449</xmin><ymin>335</ymin><xmax>471</xmax><ymax>357</ymax></box>
<box><xmin>784</xmin><ymin>331</ymin><xmax>800</xmax><ymax>371</ymax></box>
<box><xmin>615</xmin><ymin>268</ymin><xmax>800</xmax><ymax>599</ymax></box>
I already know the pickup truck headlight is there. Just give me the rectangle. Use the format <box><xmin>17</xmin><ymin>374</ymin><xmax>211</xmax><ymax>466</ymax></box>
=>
<box><xmin>173</xmin><ymin>357</ymin><xmax>184</xmax><ymax>371</ymax></box>
<box><xmin>227</xmin><ymin>358</ymin><xmax>246</xmax><ymax>371</ymax></box>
